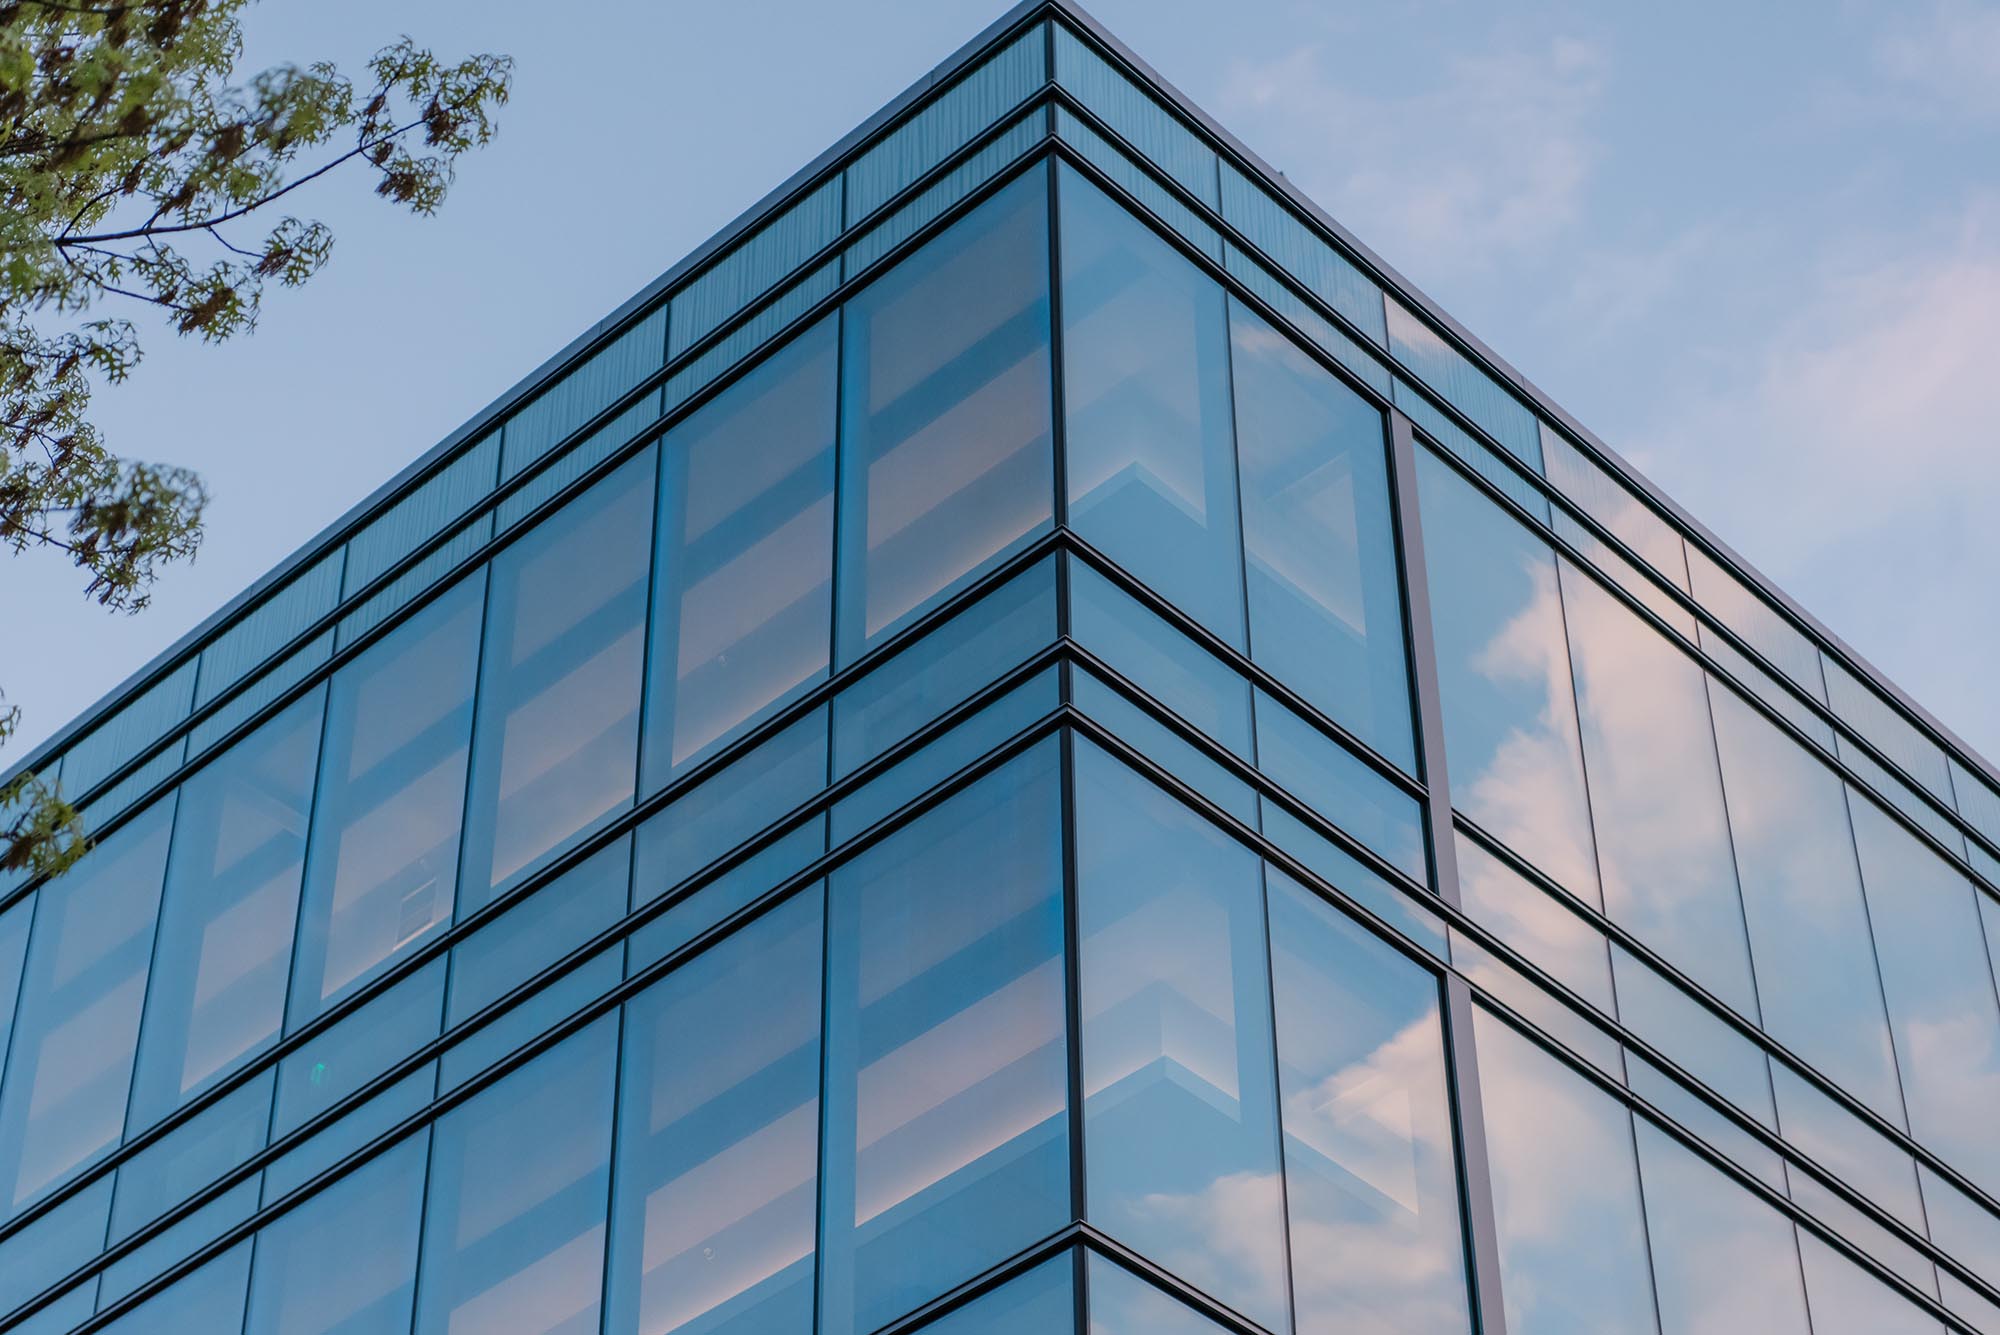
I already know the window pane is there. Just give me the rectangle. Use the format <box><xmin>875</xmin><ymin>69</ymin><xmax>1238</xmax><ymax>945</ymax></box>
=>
<box><xmin>832</xmin><ymin>557</ymin><xmax>1055</xmax><ymax>780</ymax></box>
<box><xmin>1707</xmin><ymin>686</ymin><xmax>1904</xmax><ymax>1124</ymax></box>
<box><xmin>1229</xmin><ymin>298</ymin><xmax>1412</xmax><ymax>768</ymax></box>
<box><xmin>1473</xmin><ymin>1006</ymin><xmax>1658</xmax><ymax>1335</ymax></box>
<box><xmin>820</xmin><ymin>740</ymin><xmax>1069</xmax><ymax>1335</ymax></box>
<box><xmin>243</xmin><ymin>1132</ymin><xmax>429</xmax><ymax>1335</ymax></box>
<box><xmin>1061</xmin><ymin>166</ymin><xmax>1244</xmax><ymax>647</ymax></box>
<box><xmin>100</xmin><ymin>1243</ymin><xmax>251</xmax><ymax>1335</ymax></box>
<box><xmin>837</xmin><ymin>166</ymin><xmax>1054</xmax><ymax>660</ymax></box>
<box><xmin>1414</xmin><ymin>450</ymin><xmax>1600</xmax><ymax>905</ymax></box>
<box><xmin>1848</xmin><ymin>795</ymin><xmax>2000</xmax><ymax>1197</ymax></box>
<box><xmin>644</xmin><ymin>317</ymin><xmax>836</xmax><ymax>784</ymax></box>
<box><xmin>132</xmin><ymin>690</ymin><xmax>322</xmax><ymax>1127</ymax></box>
<box><xmin>0</xmin><ymin>896</ymin><xmax>30</xmax><ymax>1084</ymax></box>
<box><xmin>111</xmin><ymin>1066</ymin><xmax>271</xmax><ymax>1243</ymax></box>
<box><xmin>273</xmin><ymin>956</ymin><xmax>446</xmax><ymax>1142</ymax></box>
<box><xmin>1075</xmin><ymin>743</ymin><xmax>1289</xmax><ymax>1332</ymax></box>
<box><xmin>607</xmin><ymin>891</ymin><xmax>822</xmax><ymax>1335</ymax></box>
<box><xmin>1267</xmin><ymin>871</ymin><xmax>1470</xmax><ymax>1335</ymax></box>
<box><xmin>0</xmin><ymin>797</ymin><xmax>174</xmax><ymax>1209</ymax></box>
<box><xmin>293</xmin><ymin>576</ymin><xmax>483</xmax><ymax>1022</ymax></box>
<box><xmin>1610</xmin><ymin>946</ymin><xmax>1772</xmax><ymax>1127</ymax></box>
<box><xmin>1633</xmin><ymin>1120</ymin><xmax>1811</xmax><ymax>1335</ymax></box>
<box><xmin>921</xmin><ymin>1252</ymin><xmax>1074</xmax><ymax>1335</ymax></box>
<box><xmin>1255</xmin><ymin>689</ymin><xmax>1426</xmax><ymax>885</ymax></box>
<box><xmin>1559</xmin><ymin>562</ymin><xmax>1757</xmax><ymax>1017</ymax></box>
<box><xmin>1067</xmin><ymin>561</ymin><xmax>1253</xmax><ymax>759</ymax></box>
<box><xmin>462</xmin><ymin>453</ymin><xmax>656</xmax><ymax>899</ymax></box>
<box><xmin>1088</xmin><ymin>1253</ymin><xmax>1229</xmax><ymax>1335</ymax></box>
<box><xmin>0</xmin><ymin>1174</ymin><xmax>110</xmax><ymax>1317</ymax></box>
<box><xmin>1797</xmin><ymin>1231</ymin><xmax>1946</xmax><ymax>1335</ymax></box>
<box><xmin>1457</xmin><ymin>834</ymin><xmax>1612</xmax><ymax>1013</ymax></box>
<box><xmin>417</xmin><ymin>1017</ymin><xmax>617</xmax><ymax>1335</ymax></box>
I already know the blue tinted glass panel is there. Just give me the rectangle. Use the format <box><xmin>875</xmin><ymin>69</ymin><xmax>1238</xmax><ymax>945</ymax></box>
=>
<box><xmin>644</xmin><ymin>319</ymin><xmax>836</xmax><ymax>785</ymax></box>
<box><xmin>502</xmin><ymin>307</ymin><xmax>667</xmax><ymax>482</ymax></box>
<box><xmin>1708</xmin><ymin>685</ymin><xmax>1906</xmax><ymax>1125</ymax></box>
<box><xmin>1075</xmin><ymin>742</ymin><xmax>1289</xmax><ymax>1331</ymax></box>
<box><xmin>243</xmin><ymin>1132</ymin><xmax>429</xmax><ymax>1335</ymax></box>
<box><xmin>273</xmin><ymin>957</ymin><xmax>446</xmax><ymax>1142</ymax></box>
<box><xmin>1266</xmin><ymin>871</ymin><xmax>1470</xmax><ymax>1334</ymax></box>
<box><xmin>1634</xmin><ymin>1119</ymin><xmax>1812</xmax><ymax>1335</ymax></box>
<box><xmin>1921</xmin><ymin>1167</ymin><xmax>2000</xmax><ymax>1319</ymax></box>
<box><xmin>417</xmin><ymin>1017</ymin><xmax>617</xmax><ymax>1335</ymax></box>
<box><xmin>1538</xmin><ymin>427</ymin><xmax>1688</xmax><ymax>591</ymax></box>
<box><xmin>1383</xmin><ymin>298</ymin><xmax>1538</xmax><ymax>471</ymax></box>
<box><xmin>132</xmin><ymin>691</ymin><xmax>322</xmax><ymax>1127</ymax></box>
<box><xmin>194</xmin><ymin>551</ymin><xmax>345</xmax><ymax>710</ymax></box>
<box><xmin>1559</xmin><ymin>562</ymin><xmax>1757</xmax><ymax>1017</ymax></box>
<box><xmin>1451</xmin><ymin>930</ymin><xmax>1622</xmax><ymax>1078</ymax></box>
<box><xmin>1625</xmin><ymin>1053</ymin><xmax>1784</xmax><ymax>1192</ymax></box>
<box><xmin>1609</xmin><ymin>945</ymin><xmax>1772</xmax><ymax>1127</ymax></box>
<box><xmin>1070</xmin><ymin>667</ymin><xmax>1258</xmax><ymax>828</ymax></box>
<box><xmin>1474</xmin><ymin>1006</ymin><xmax>1658</xmax><ymax>1335</ymax></box>
<box><xmin>0</xmin><ymin>1174</ymin><xmax>110</xmax><ymax>1318</ymax></box>
<box><xmin>101</xmin><ymin>1243</ymin><xmax>252</xmax><ymax>1335</ymax></box>
<box><xmin>844</xmin><ymin>113</ymin><xmax>1047</xmax><ymax>278</ymax></box>
<box><xmin>293</xmin><ymin>577</ymin><xmax>483</xmax><ymax>1024</ymax></box>
<box><xmin>1796</xmin><ymin>1230</ymin><xmax>1945</xmax><ymax>1335</ymax></box>
<box><xmin>0</xmin><ymin>797</ymin><xmax>174</xmax><ymax>1209</ymax></box>
<box><xmin>0</xmin><ymin>897</ymin><xmax>33</xmax><ymax>1100</ymax></box>
<box><xmin>1769</xmin><ymin>1064</ymin><xmax>1925</xmax><ymax>1232</ymax></box>
<box><xmin>1850</xmin><ymin>795</ymin><xmax>2000</xmax><ymax>1197</ymax></box>
<box><xmin>56</xmin><ymin>657</ymin><xmax>197</xmax><ymax>800</ymax></box>
<box><xmin>462</xmin><ymin>453</ymin><xmax>655</xmax><ymax>900</ymax></box>
<box><xmin>670</xmin><ymin>180</ymin><xmax>841</xmax><ymax>358</ymax></box>
<box><xmin>830</xmin><ymin>665</ymin><xmax>1059</xmax><ymax>844</ymax></box>
<box><xmin>1456</xmin><ymin>834</ymin><xmax>1612</xmax><ymax>1013</ymax></box>
<box><xmin>447</xmin><ymin>836</ymin><xmax>627</xmax><ymax>1027</ymax></box>
<box><xmin>1824</xmin><ymin>659</ymin><xmax>1952</xmax><ymax>802</ymax></box>
<box><xmin>1061</xmin><ymin>167</ymin><xmax>1244</xmax><ymax>647</ymax></box>
<box><xmin>1229</xmin><ymin>299</ymin><xmax>1411</xmax><ymax>768</ymax></box>
<box><xmin>99</xmin><ymin>1175</ymin><xmax>260</xmax><ymax>1308</ymax></box>
<box><xmin>1259</xmin><ymin>805</ymin><xmax>1450</xmax><ymax>962</ymax></box>
<box><xmin>628</xmin><ymin>821</ymin><xmax>827</xmax><ymax>975</ymax></box>
<box><xmin>111</xmin><ymin>1066</ymin><xmax>272</xmax><ymax>1244</ymax></box>
<box><xmin>1067</xmin><ymin>561</ymin><xmax>1253</xmax><ymax>759</ymax></box>
<box><xmin>440</xmin><ymin>945</ymin><xmax>621</xmax><ymax>1095</ymax></box>
<box><xmin>837</xmin><ymin>168</ymin><xmax>1054</xmax><ymax>661</ymax></box>
<box><xmin>832</xmin><ymin>558</ymin><xmax>1055</xmax><ymax>779</ymax></box>
<box><xmin>265</xmin><ymin>1065</ymin><xmax>434</xmax><ymax>1205</ymax></box>
<box><xmin>1088</xmin><ymin>1253</ymin><xmax>1227</xmax><ymax>1334</ymax></box>
<box><xmin>634</xmin><ymin>707</ymin><xmax>828</xmax><ymax>905</ymax></box>
<box><xmin>920</xmin><ymin>1252</ymin><xmax>1074</xmax><ymax>1335</ymax></box>
<box><xmin>1222</xmin><ymin>243</ymin><xmax>1392</xmax><ymax>397</ymax></box>
<box><xmin>1053</xmin><ymin>24</ymin><xmax>1216</xmax><ymax>207</ymax></box>
<box><xmin>1254</xmin><ymin>690</ymin><xmax>1425</xmax><ymax>884</ymax></box>
<box><xmin>821</xmin><ymin>741</ymin><xmax>1069</xmax><ymax>1335</ymax></box>
<box><xmin>1683</xmin><ymin>547</ymin><xmax>1827</xmax><ymax>704</ymax></box>
<box><xmin>1414</xmin><ymin>450</ymin><xmax>1599</xmax><ymax>904</ymax></box>
<box><xmin>843</xmin><ymin>25</ymin><xmax>1046</xmax><ymax>222</ymax></box>
<box><xmin>608</xmin><ymin>891</ymin><xmax>823</xmax><ymax>1335</ymax></box>
<box><xmin>1396</xmin><ymin>380</ymin><xmax>1549</xmax><ymax>524</ymax></box>
<box><xmin>1052</xmin><ymin>105</ymin><xmax>1221</xmax><ymax>261</ymax></box>
<box><xmin>1217</xmin><ymin>163</ymin><xmax>1386</xmax><ymax>344</ymax></box>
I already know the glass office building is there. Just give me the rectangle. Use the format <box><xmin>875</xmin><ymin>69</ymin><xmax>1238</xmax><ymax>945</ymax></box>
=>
<box><xmin>6</xmin><ymin>3</ymin><xmax>2000</xmax><ymax>1331</ymax></box>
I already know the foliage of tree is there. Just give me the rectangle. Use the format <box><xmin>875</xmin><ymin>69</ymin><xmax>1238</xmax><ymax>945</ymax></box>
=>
<box><xmin>0</xmin><ymin>0</ymin><xmax>511</xmax><ymax>875</ymax></box>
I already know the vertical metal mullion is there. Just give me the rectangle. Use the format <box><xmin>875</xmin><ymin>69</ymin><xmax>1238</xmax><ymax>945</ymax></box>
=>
<box><xmin>593</xmin><ymin>1003</ymin><xmax>631</xmax><ymax>1334</ymax></box>
<box><xmin>1443</xmin><ymin>976</ymin><xmax>1511</xmax><ymax>1335</ymax></box>
<box><xmin>1385</xmin><ymin>409</ymin><xmax>1461</xmax><ymax>909</ymax></box>
<box><xmin>1059</xmin><ymin>726</ymin><xmax>1088</xmax><ymax>1229</ymax></box>
<box><xmin>1045</xmin><ymin>152</ymin><xmax>1071</xmax><ymax>533</ymax></box>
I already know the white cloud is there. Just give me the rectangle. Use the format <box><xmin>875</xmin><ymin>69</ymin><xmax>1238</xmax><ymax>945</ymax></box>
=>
<box><xmin>1874</xmin><ymin>0</ymin><xmax>2000</xmax><ymax>121</ymax></box>
<box><xmin>1636</xmin><ymin>195</ymin><xmax>2000</xmax><ymax>762</ymax></box>
<box><xmin>1219</xmin><ymin>35</ymin><xmax>1608</xmax><ymax>280</ymax></box>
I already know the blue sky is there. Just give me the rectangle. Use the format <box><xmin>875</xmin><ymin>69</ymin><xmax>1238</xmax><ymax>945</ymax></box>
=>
<box><xmin>5</xmin><ymin>0</ymin><xmax>1997</xmax><ymax>768</ymax></box>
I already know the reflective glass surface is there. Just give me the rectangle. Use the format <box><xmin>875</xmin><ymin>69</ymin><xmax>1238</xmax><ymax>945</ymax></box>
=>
<box><xmin>1229</xmin><ymin>299</ymin><xmax>1412</xmax><ymax>769</ymax></box>
<box><xmin>1254</xmin><ymin>690</ymin><xmax>1426</xmax><ymax>885</ymax></box>
<box><xmin>1474</xmin><ymin>1006</ymin><xmax>1659</xmax><ymax>1335</ymax></box>
<box><xmin>462</xmin><ymin>453</ymin><xmax>656</xmax><ymax>900</ymax></box>
<box><xmin>416</xmin><ymin>1017</ymin><xmax>617</xmax><ymax>1335</ymax></box>
<box><xmin>1558</xmin><ymin>563</ymin><xmax>1756</xmax><ymax>1017</ymax></box>
<box><xmin>132</xmin><ymin>692</ymin><xmax>322</xmax><ymax>1128</ymax></box>
<box><xmin>1075</xmin><ymin>742</ymin><xmax>1290</xmax><ymax>1332</ymax></box>
<box><xmin>1796</xmin><ymin>1230</ymin><xmax>1945</xmax><ymax>1335</ymax></box>
<box><xmin>923</xmin><ymin>1252</ymin><xmax>1075</xmax><ymax>1335</ymax></box>
<box><xmin>1708</xmin><ymin>685</ymin><xmax>1905</xmax><ymax>1124</ymax></box>
<box><xmin>607</xmin><ymin>892</ymin><xmax>823</xmax><ymax>1335</ymax></box>
<box><xmin>1267</xmin><ymin>871</ymin><xmax>1470</xmax><ymax>1334</ymax></box>
<box><xmin>820</xmin><ymin>741</ymin><xmax>1069</xmax><ymax>1335</ymax></box>
<box><xmin>1061</xmin><ymin>166</ymin><xmax>1245</xmax><ymax>648</ymax></box>
<box><xmin>1633</xmin><ymin>1119</ymin><xmax>1811</xmax><ymax>1335</ymax></box>
<box><xmin>100</xmin><ymin>1243</ymin><xmax>252</xmax><ymax>1334</ymax></box>
<box><xmin>1414</xmin><ymin>449</ymin><xmax>1599</xmax><ymax>904</ymax></box>
<box><xmin>1848</xmin><ymin>794</ymin><xmax>2000</xmax><ymax>1197</ymax></box>
<box><xmin>837</xmin><ymin>166</ymin><xmax>1054</xmax><ymax>660</ymax></box>
<box><xmin>242</xmin><ymin>1132</ymin><xmax>429</xmax><ymax>1335</ymax></box>
<box><xmin>0</xmin><ymin>797</ymin><xmax>175</xmax><ymax>1210</ymax></box>
<box><xmin>1088</xmin><ymin>1253</ymin><xmax>1229</xmax><ymax>1334</ymax></box>
<box><xmin>644</xmin><ymin>317</ymin><xmax>836</xmax><ymax>784</ymax></box>
<box><xmin>1456</xmin><ymin>834</ymin><xmax>1612</xmax><ymax>1014</ymax></box>
<box><xmin>293</xmin><ymin>576</ymin><xmax>483</xmax><ymax>1022</ymax></box>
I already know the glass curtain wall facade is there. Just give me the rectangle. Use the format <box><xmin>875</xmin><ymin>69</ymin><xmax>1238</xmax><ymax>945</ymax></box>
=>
<box><xmin>4</xmin><ymin>5</ymin><xmax>2000</xmax><ymax>1334</ymax></box>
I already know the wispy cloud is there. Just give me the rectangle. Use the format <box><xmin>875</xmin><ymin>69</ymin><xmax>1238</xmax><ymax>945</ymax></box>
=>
<box><xmin>1638</xmin><ymin>195</ymin><xmax>2000</xmax><ymax>759</ymax></box>
<box><xmin>1874</xmin><ymin>0</ymin><xmax>2000</xmax><ymax>122</ymax></box>
<box><xmin>1218</xmin><ymin>35</ymin><xmax>1608</xmax><ymax>281</ymax></box>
